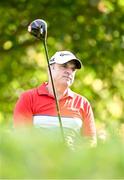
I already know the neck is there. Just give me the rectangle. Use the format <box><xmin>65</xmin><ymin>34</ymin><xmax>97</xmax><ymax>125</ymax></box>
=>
<box><xmin>47</xmin><ymin>82</ymin><xmax>68</xmax><ymax>100</ymax></box>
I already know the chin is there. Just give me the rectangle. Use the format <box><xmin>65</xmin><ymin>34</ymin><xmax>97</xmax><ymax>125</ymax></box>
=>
<box><xmin>62</xmin><ymin>81</ymin><xmax>72</xmax><ymax>87</ymax></box>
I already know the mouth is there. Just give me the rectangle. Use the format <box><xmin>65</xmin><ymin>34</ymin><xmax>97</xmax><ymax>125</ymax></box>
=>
<box><xmin>63</xmin><ymin>76</ymin><xmax>72</xmax><ymax>81</ymax></box>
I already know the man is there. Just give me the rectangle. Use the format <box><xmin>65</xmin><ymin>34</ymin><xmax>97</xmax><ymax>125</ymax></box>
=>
<box><xmin>13</xmin><ymin>51</ymin><xmax>97</xmax><ymax>145</ymax></box>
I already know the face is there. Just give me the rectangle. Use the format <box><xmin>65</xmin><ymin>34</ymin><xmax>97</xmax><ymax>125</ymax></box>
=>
<box><xmin>50</xmin><ymin>61</ymin><xmax>77</xmax><ymax>87</ymax></box>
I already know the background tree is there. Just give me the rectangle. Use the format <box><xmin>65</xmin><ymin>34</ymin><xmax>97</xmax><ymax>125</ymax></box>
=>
<box><xmin>0</xmin><ymin>0</ymin><xmax>124</xmax><ymax>133</ymax></box>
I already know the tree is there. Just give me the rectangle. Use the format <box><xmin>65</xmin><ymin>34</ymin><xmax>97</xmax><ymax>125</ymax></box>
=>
<box><xmin>0</xmin><ymin>0</ymin><xmax>124</xmax><ymax>128</ymax></box>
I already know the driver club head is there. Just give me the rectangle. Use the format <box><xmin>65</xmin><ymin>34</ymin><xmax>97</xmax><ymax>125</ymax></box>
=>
<box><xmin>28</xmin><ymin>19</ymin><xmax>47</xmax><ymax>40</ymax></box>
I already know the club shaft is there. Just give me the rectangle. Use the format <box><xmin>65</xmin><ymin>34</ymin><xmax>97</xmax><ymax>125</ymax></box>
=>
<box><xmin>43</xmin><ymin>39</ymin><xmax>65</xmax><ymax>143</ymax></box>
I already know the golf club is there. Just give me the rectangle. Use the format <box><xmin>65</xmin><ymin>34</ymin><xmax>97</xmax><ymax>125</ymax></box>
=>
<box><xmin>28</xmin><ymin>19</ymin><xmax>65</xmax><ymax>142</ymax></box>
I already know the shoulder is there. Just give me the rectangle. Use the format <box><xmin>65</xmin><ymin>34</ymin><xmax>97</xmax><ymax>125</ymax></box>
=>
<box><xmin>71</xmin><ymin>90</ymin><xmax>90</xmax><ymax>103</ymax></box>
<box><xmin>18</xmin><ymin>87</ymin><xmax>38</xmax><ymax>103</ymax></box>
<box><xmin>70</xmin><ymin>90</ymin><xmax>93</xmax><ymax>111</ymax></box>
<box><xmin>21</xmin><ymin>88</ymin><xmax>37</xmax><ymax>96</ymax></box>
<box><xmin>19</xmin><ymin>82</ymin><xmax>47</xmax><ymax>100</ymax></box>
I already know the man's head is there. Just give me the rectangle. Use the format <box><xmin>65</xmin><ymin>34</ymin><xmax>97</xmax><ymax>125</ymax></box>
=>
<box><xmin>49</xmin><ymin>51</ymin><xmax>82</xmax><ymax>69</ymax></box>
<box><xmin>48</xmin><ymin>51</ymin><xmax>83</xmax><ymax>88</ymax></box>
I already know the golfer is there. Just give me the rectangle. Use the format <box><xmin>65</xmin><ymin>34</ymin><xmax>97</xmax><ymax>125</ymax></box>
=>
<box><xmin>13</xmin><ymin>51</ymin><xmax>97</xmax><ymax>144</ymax></box>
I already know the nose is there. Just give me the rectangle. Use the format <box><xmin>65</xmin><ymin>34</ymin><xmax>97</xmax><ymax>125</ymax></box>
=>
<box><xmin>65</xmin><ymin>68</ymin><xmax>73</xmax><ymax>74</ymax></box>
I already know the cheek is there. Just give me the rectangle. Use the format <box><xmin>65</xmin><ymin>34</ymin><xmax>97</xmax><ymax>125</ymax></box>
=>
<box><xmin>71</xmin><ymin>76</ymin><xmax>75</xmax><ymax>83</ymax></box>
<box><xmin>69</xmin><ymin>74</ymin><xmax>75</xmax><ymax>84</ymax></box>
<box><xmin>52</xmin><ymin>70</ymin><xmax>61</xmax><ymax>79</ymax></box>
<box><xmin>72</xmin><ymin>72</ymin><xmax>76</xmax><ymax>79</ymax></box>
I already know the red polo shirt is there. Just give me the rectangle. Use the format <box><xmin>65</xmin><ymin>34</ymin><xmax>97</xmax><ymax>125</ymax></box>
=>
<box><xmin>13</xmin><ymin>82</ymin><xmax>96</xmax><ymax>137</ymax></box>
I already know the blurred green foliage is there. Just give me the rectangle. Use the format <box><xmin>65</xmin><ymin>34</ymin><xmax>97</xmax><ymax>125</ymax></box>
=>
<box><xmin>0</xmin><ymin>127</ymin><xmax>124</xmax><ymax>179</ymax></box>
<box><xmin>0</xmin><ymin>0</ymin><xmax>124</xmax><ymax>132</ymax></box>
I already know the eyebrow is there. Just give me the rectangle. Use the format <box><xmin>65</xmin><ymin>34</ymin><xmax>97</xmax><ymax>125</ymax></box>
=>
<box><xmin>61</xmin><ymin>63</ymin><xmax>76</xmax><ymax>70</ymax></box>
<box><xmin>66</xmin><ymin>62</ymin><xmax>76</xmax><ymax>67</ymax></box>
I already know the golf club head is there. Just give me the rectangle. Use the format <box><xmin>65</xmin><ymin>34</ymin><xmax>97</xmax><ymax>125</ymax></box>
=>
<box><xmin>28</xmin><ymin>19</ymin><xmax>47</xmax><ymax>40</ymax></box>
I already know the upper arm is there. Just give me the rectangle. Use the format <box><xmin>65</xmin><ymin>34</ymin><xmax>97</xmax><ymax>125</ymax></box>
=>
<box><xmin>13</xmin><ymin>92</ymin><xmax>33</xmax><ymax>127</ymax></box>
<box><xmin>81</xmin><ymin>99</ymin><xmax>96</xmax><ymax>138</ymax></box>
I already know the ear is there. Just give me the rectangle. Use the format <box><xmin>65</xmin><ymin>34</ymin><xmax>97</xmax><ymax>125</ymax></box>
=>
<box><xmin>50</xmin><ymin>64</ymin><xmax>55</xmax><ymax>70</ymax></box>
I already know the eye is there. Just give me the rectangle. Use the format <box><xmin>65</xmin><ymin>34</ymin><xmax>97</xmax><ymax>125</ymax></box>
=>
<box><xmin>60</xmin><ymin>63</ymin><xmax>76</xmax><ymax>71</ymax></box>
<box><xmin>72</xmin><ymin>67</ymin><xmax>76</xmax><ymax>72</ymax></box>
<box><xmin>61</xmin><ymin>64</ymin><xmax>67</xmax><ymax>68</ymax></box>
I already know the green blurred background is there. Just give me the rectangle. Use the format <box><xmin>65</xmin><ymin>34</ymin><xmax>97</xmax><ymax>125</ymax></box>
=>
<box><xmin>1</xmin><ymin>0</ymin><xmax>124</xmax><ymax>178</ymax></box>
<box><xmin>0</xmin><ymin>0</ymin><xmax>124</xmax><ymax>132</ymax></box>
